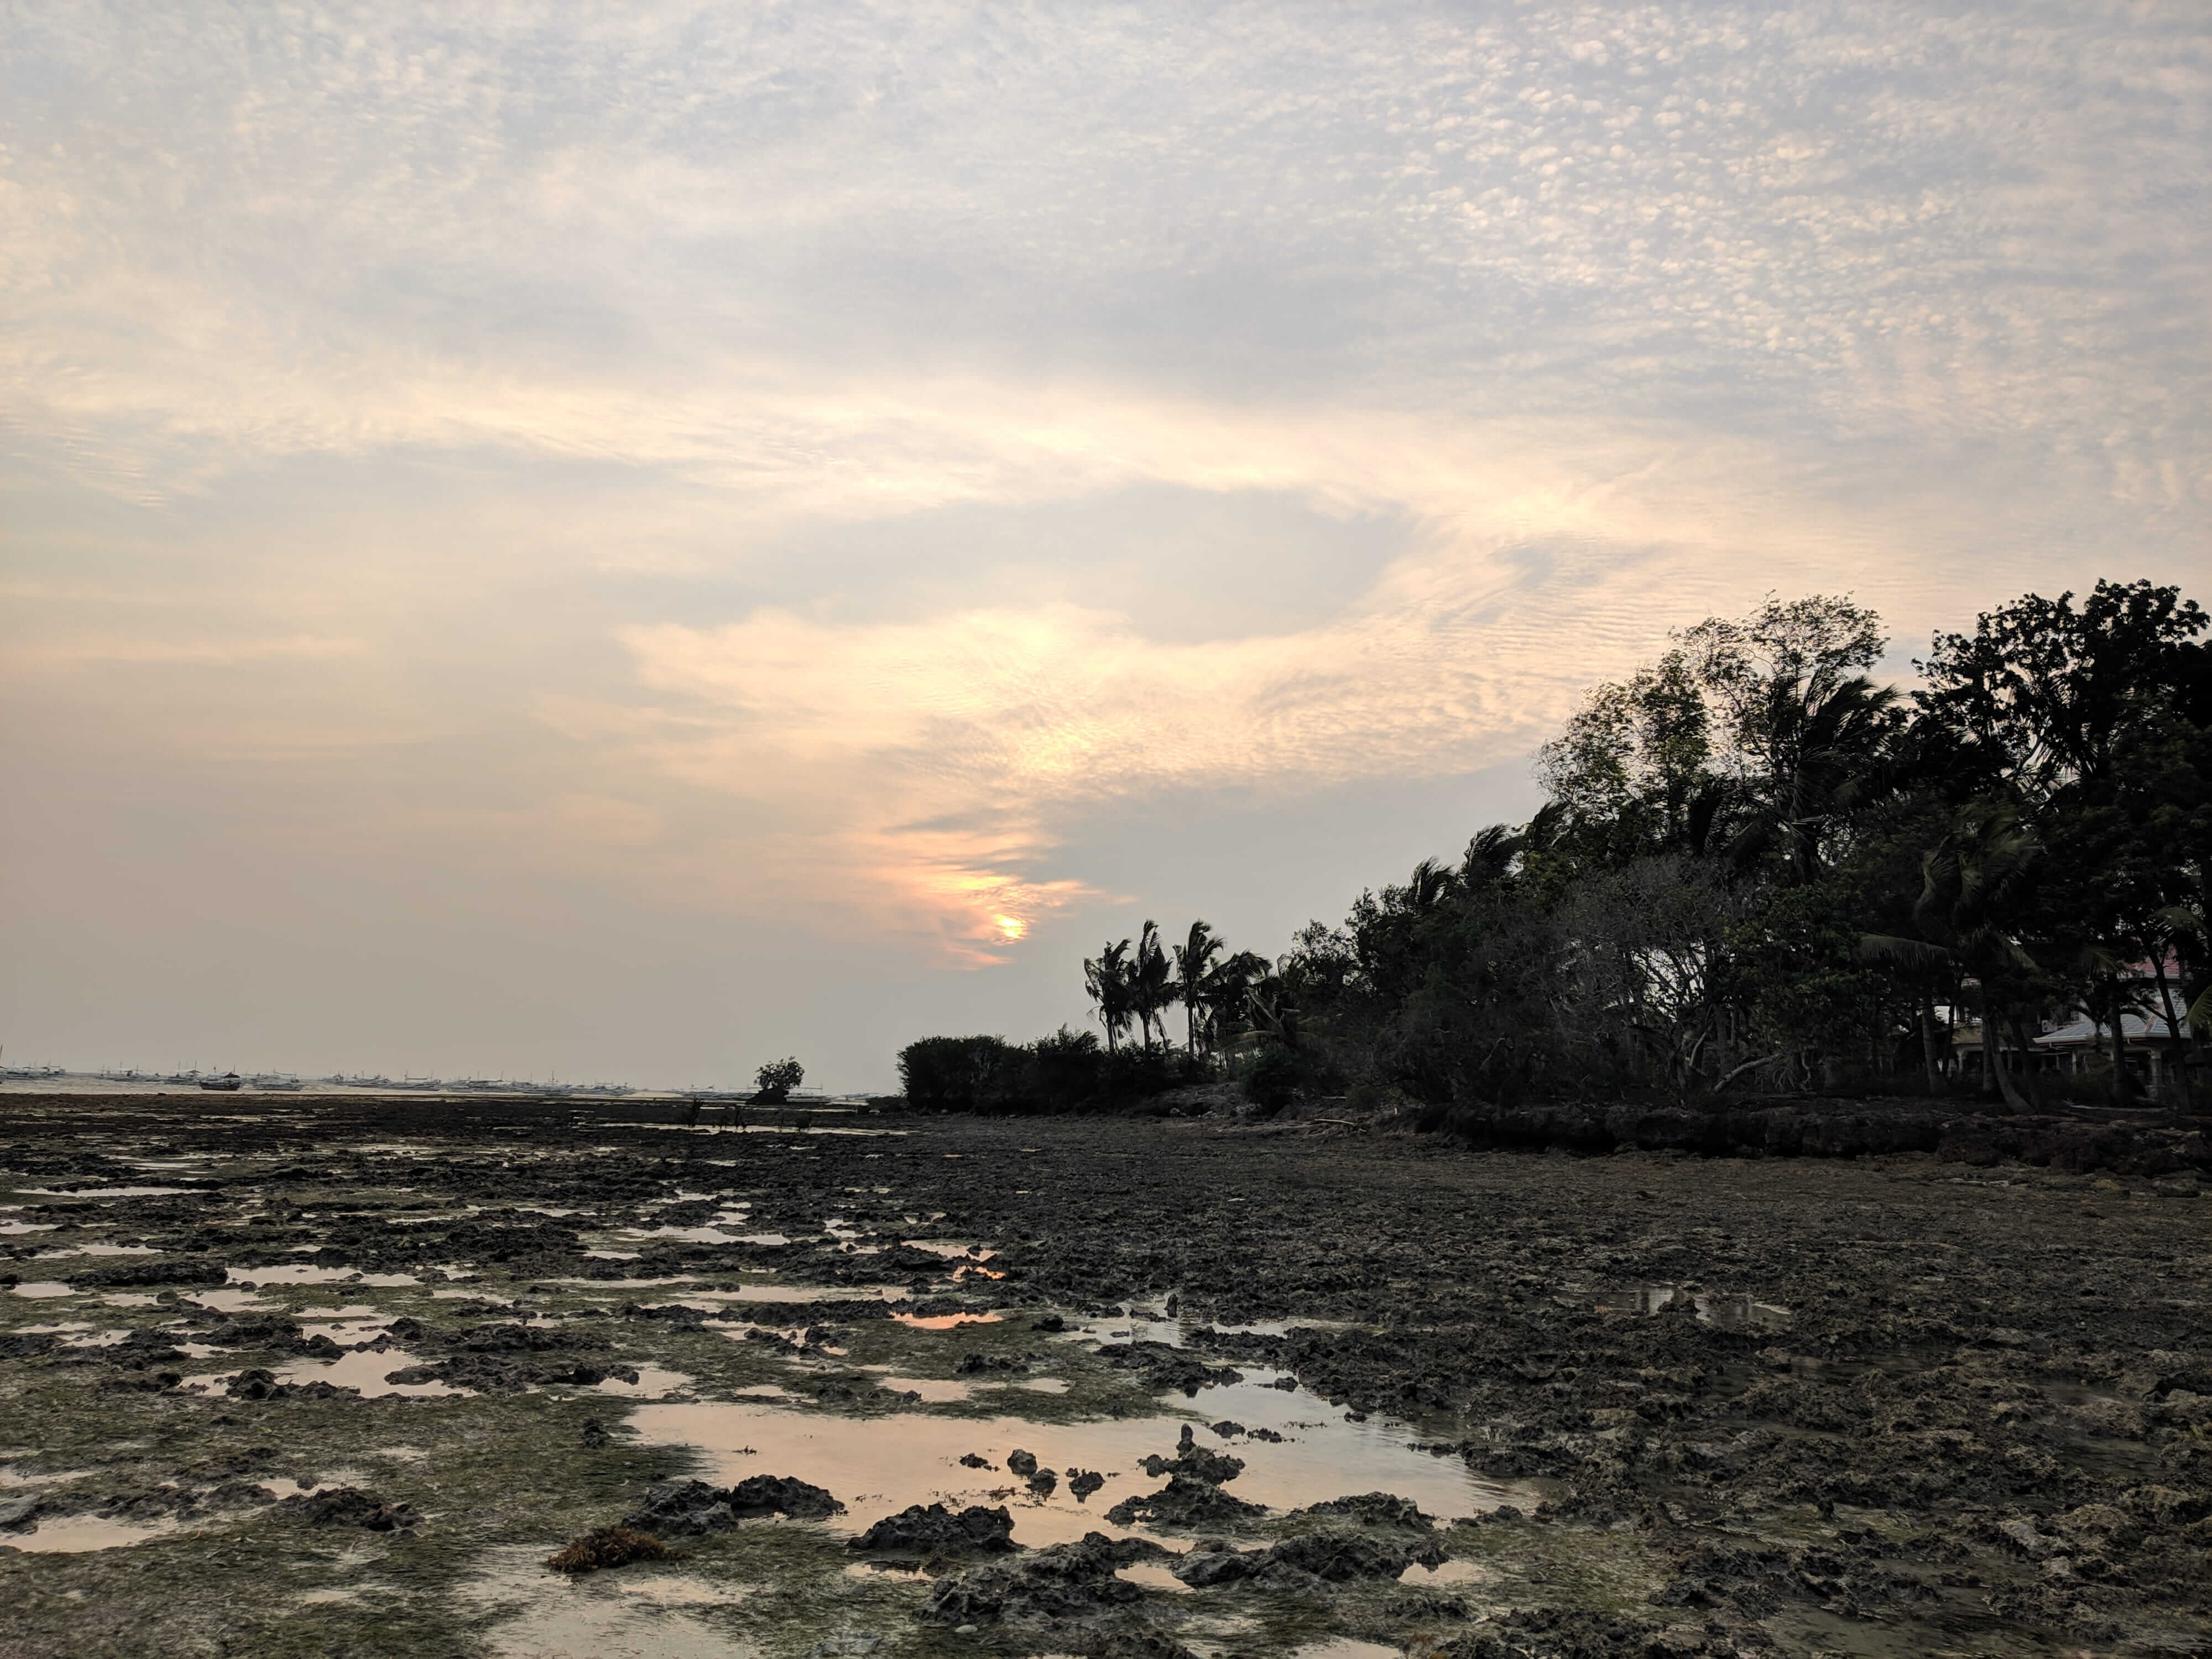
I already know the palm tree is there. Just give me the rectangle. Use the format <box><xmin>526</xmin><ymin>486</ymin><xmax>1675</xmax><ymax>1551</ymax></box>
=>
<box><xmin>1173</xmin><ymin>921</ymin><xmax>1226</xmax><ymax>1059</ymax></box>
<box><xmin>1206</xmin><ymin>950</ymin><xmax>1272</xmax><ymax>1055</ymax></box>
<box><xmin>1084</xmin><ymin>940</ymin><xmax>1134</xmax><ymax>1057</ymax></box>
<box><xmin>1731</xmin><ymin>672</ymin><xmax>1901</xmax><ymax>882</ymax></box>
<box><xmin>1132</xmin><ymin>921</ymin><xmax>1176</xmax><ymax>1052</ymax></box>
<box><xmin>1860</xmin><ymin>801</ymin><xmax>2041</xmax><ymax>1110</ymax></box>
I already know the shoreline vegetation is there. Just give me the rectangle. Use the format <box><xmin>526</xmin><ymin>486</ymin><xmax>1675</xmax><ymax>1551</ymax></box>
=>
<box><xmin>901</xmin><ymin>581</ymin><xmax>2212</xmax><ymax>1139</ymax></box>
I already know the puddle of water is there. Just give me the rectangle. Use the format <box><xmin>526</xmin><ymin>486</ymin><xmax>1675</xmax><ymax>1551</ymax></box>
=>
<box><xmin>33</xmin><ymin>1243</ymin><xmax>158</xmax><ymax>1259</ymax></box>
<box><xmin>684</xmin><ymin>1285</ymin><xmax>907</xmax><ymax>1306</ymax></box>
<box><xmin>0</xmin><ymin>1467</ymin><xmax>92</xmax><ymax>1489</ymax></box>
<box><xmin>298</xmin><ymin>1321</ymin><xmax>394</xmax><ymax>1344</ymax></box>
<box><xmin>1293</xmin><ymin>1642</ymin><xmax>1400</xmax><ymax>1659</ymax></box>
<box><xmin>458</xmin><ymin>1544</ymin><xmax>757</xmax><ymax>1659</ymax></box>
<box><xmin>1013</xmin><ymin>1378</ymin><xmax>1070</xmax><ymax>1395</ymax></box>
<box><xmin>1118</xmin><ymin>1562</ymin><xmax>1188</xmax><ymax>1593</ymax></box>
<box><xmin>98</xmin><ymin>1293</ymin><xmax>160</xmax><ymax>1307</ymax></box>
<box><xmin>899</xmin><ymin>1240</ymin><xmax>993</xmax><ymax>1259</ymax></box>
<box><xmin>186</xmin><ymin>1289</ymin><xmax>268</xmax><ymax>1312</ymax></box>
<box><xmin>891</xmin><ymin>1311</ymin><xmax>1001</xmax><ymax>1331</ymax></box>
<box><xmin>629</xmin><ymin>1366</ymin><xmax>1527</xmax><ymax>1550</ymax></box>
<box><xmin>9</xmin><ymin>1283</ymin><xmax>75</xmax><ymax>1299</ymax></box>
<box><xmin>299</xmin><ymin>1304</ymin><xmax>383</xmax><ymax>1318</ymax></box>
<box><xmin>187</xmin><ymin>1348</ymin><xmax>472</xmax><ymax>1400</ymax></box>
<box><xmin>1402</xmin><ymin>1556</ymin><xmax>1486</xmax><ymax>1584</ymax></box>
<box><xmin>18</xmin><ymin>1187</ymin><xmax>198</xmax><ymax>1198</ymax></box>
<box><xmin>229</xmin><ymin>1265</ymin><xmax>359</xmax><ymax>1287</ymax></box>
<box><xmin>1558</xmin><ymin>1283</ymin><xmax>1791</xmax><ymax>1331</ymax></box>
<box><xmin>594</xmin><ymin>1366</ymin><xmax>692</xmax><ymax>1400</ymax></box>
<box><xmin>0</xmin><ymin>1222</ymin><xmax>59</xmax><ymax>1235</ymax></box>
<box><xmin>872</xmin><ymin>1376</ymin><xmax>972</xmax><ymax>1404</ymax></box>
<box><xmin>603</xmin><ymin>1575</ymin><xmax>744</xmax><ymax>1605</ymax></box>
<box><xmin>0</xmin><ymin>1515</ymin><xmax>181</xmax><ymax>1553</ymax></box>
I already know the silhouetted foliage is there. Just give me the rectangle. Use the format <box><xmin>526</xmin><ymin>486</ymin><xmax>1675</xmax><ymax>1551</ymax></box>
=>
<box><xmin>898</xmin><ymin>581</ymin><xmax>2209</xmax><ymax>1117</ymax></box>
<box><xmin>752</xmin><ymin>1056</ymin><xmax>804</xmax><ymax>1103</ymax></box>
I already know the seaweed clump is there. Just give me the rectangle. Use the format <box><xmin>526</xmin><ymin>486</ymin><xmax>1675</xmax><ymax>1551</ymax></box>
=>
<box><xmin>545</xmin><ymin>1525</ymin><xmax>684</xmax><ymax>1573</ymax></box>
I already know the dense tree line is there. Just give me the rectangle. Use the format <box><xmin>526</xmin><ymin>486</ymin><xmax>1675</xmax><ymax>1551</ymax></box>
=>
<box><xmin>899</xmin><ymin>580</ymin><xmax>2211</xmax><ymax>1116</ymax></box>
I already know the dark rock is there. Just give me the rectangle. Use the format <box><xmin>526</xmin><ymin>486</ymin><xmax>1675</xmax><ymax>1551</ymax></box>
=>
<box><xmin>1299</xmin><ymin>1491</ymin><xmax>1436</xmax><ymax>1529</ymax></box>
<box><xmin>625</xmin><ymin>1479</ymin><xmax>734</xmax><ymax>1536</ymax></box>
<box><xmin>1137</xmin><ymin>1425</ymin><xmax>1245</xmax><ymax>1484</ymax></box>
<box><xmin>1104</xmin><ymin>1474</ymin><xmax>1266</xmax><ymax>1528</ymax></box>
<box><xmin>729</xmin><ymin>1474</ymin><xmax>843</xmax><ymax>1519</ymax></box>
<box><xmin>956</xmin><ymin>1351</ymin><xmax>1029</xmax><ymax>1374</ymax></box>
<box><xmin>848</xmin><ymin>1502</ymin><xmax>1017</xmax><ymax>1556</ymax></box>
<box><xmin>922</xmin><ymin>1530</ymin><xmax>1167</xmax><ymax>1626</ymax></box>
<box><xmin>1266</xmin><ymin>1527</ymin><xmax>1438</xmax><ymax>1580</ymax></box>
<box><xmin>76</xmin><ymin>1256</ymin><xmax>227</xmax><ymax>1287</ymax></box>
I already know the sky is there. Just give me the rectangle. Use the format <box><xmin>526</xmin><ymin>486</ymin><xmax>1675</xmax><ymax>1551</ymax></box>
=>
<box><xmin>2</xmin><ymin>1</ymin><xmax>2206</xmax><ymax>1090</ymax></box>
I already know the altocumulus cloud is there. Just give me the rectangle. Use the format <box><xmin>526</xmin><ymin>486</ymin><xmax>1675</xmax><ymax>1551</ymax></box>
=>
<box><xmin>2</xmin><ymin>0</ymin><xmax>2206</xmax><ymax>1010</ymax></box>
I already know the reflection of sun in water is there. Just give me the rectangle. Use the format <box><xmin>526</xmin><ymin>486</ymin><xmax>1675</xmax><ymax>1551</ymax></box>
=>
<box><xmin>992</xmin><ymin>914</ymin><xmax>1027</xmax><ymax>942</ymax></box>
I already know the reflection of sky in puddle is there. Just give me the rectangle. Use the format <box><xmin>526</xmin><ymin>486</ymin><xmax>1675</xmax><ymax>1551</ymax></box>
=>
<box><xmin>18</xmin><ymin>1187</ymin><xmax>196</xmax><ymax>1198</ymax></box>
<box><xmin>1557</xmin><ymin>1283</ymin><xmax>1791</xmax><ymax>1331</ymax></box>
<box><xmin>0</xmin><ymin>1221</ymin><xmax>59</xmax><ymax>1235</ymax></box>
<box><xmin>1404</xmin><ymin>1556</ymin><xmax>1486</xmax><ymax>1585</ymax></box>
<box><xmin>33</xmin><ymin>1243</ymin><xmax>158</xmax><ymax>1258</ymax></box>
<box><xmin>298</xmin><ymin>1319</ymin><xmax>393</xmax><ymax>1344</ymax></box>
<box><xmin>595</xmin><ymin>1366</ymin><xmax>691</xmax><ymax>1400</ymax></box>
<box><xmin>870</xmin><ymin>1375</ymin><xmax>972</xmax><ymax>1403</ymax></box>
<box><xmin>1294</xmin><ymin>1641</ymin><xmax>1401</xmax><ymax>1659</ymax></box>
<box><xmin>1118</xmin><ymin>1561</ymin><xmax>1187</xmax><ymax>1593</ymax></box>
<box><xmin>187</xmin><ymin>1288</ymin><xmax>267</xmax><ymax>1312</ymax></box>
<box><xmin>182</xmin><ymin>1348</ymin><xmax>471</xmax><ymax>1400</ymax></box>
<box><xmin>227</xmin><ymin>1265</ymin><xmax>421</xmax><ymax>1287</ymax></box>
<box><xmin>629</xmin><ymin>1364</ymin><xmax>1529</xmax><ymax>1550</ymax></box>
<box><xmin>892</xmin><ymin>1311</ymin><xmax>1000</xmax><ymax>1331</ymax></box>
<box><xmin>0</xmin><ymin>1514</ymin><xmax>181</xmax><ymax>1553</ymax></box>
<box><xmin>617</xmin><ymin>1227</ymin><xmax>790</xmax><ymax>1246</ymax></box>
<box><xmin>683</xmin><ymin>1284</ymin><xmax>907</xmax><ymax>1306</ymax></box>
<box><xmin>0</xmin><ymin>1466</ymin><xmax>93</xmax><ymax>1489</ymax></box>
<box><xmin>458</xmin><ymin>1543</ymin><xmax>755</xmax><ymax>1659</ymax></box>
<box><xmin>9</xmin><ymin>1283</ymin><xmax>74</xmax><ymax>1299</ymax></box>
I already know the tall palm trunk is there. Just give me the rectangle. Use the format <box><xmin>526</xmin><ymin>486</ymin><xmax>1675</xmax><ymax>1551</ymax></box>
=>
<box><xmin>1982</xmin><ymin>1008</ymin><xmax>2029</xmax><ymax>1112</ymax></box>
<box><xmin>2105</xmin><ymin>979</ymin><xmax>2133</xmax><ymax>1104</ymax></box>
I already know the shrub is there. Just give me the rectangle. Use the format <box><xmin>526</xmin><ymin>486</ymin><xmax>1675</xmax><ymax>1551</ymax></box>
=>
<box><xmin>1241</xmin><ymin>1042</ymin><xmax>1301</xmax><ymax>1113</ymax></box>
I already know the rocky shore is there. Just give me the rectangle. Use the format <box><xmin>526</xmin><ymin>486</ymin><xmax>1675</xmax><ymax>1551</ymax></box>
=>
<box><xmin>1</xmin><ymin>1091</ymin><xmax>2206</xmax><ymax>1658</ymax></box>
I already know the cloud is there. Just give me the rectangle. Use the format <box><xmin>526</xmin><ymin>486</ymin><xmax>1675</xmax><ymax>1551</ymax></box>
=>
<box><xmin>1</xmin><ymin>0</ymin><xmax>2205</xmax><ymax>1056</ymax></box>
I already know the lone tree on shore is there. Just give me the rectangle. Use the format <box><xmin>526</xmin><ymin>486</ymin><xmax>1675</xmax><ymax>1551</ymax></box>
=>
<box><xmin>753</xmin><ymin>1057</ymin><xmax>804</xmax><ymax>1103</ymax></box>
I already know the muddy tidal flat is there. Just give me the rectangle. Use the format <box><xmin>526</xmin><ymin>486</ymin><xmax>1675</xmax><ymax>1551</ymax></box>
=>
<box><xmin>2</xmin><ymin>1094</ymin><xmax>2208</xmax><ymax>1659</ymax></box>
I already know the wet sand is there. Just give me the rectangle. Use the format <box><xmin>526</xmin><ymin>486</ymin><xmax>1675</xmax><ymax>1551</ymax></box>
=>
<box><xmin>1</xmin><ymin>1091</ymin><xmax>2207</xmax><ymax>1657</ymax></box>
